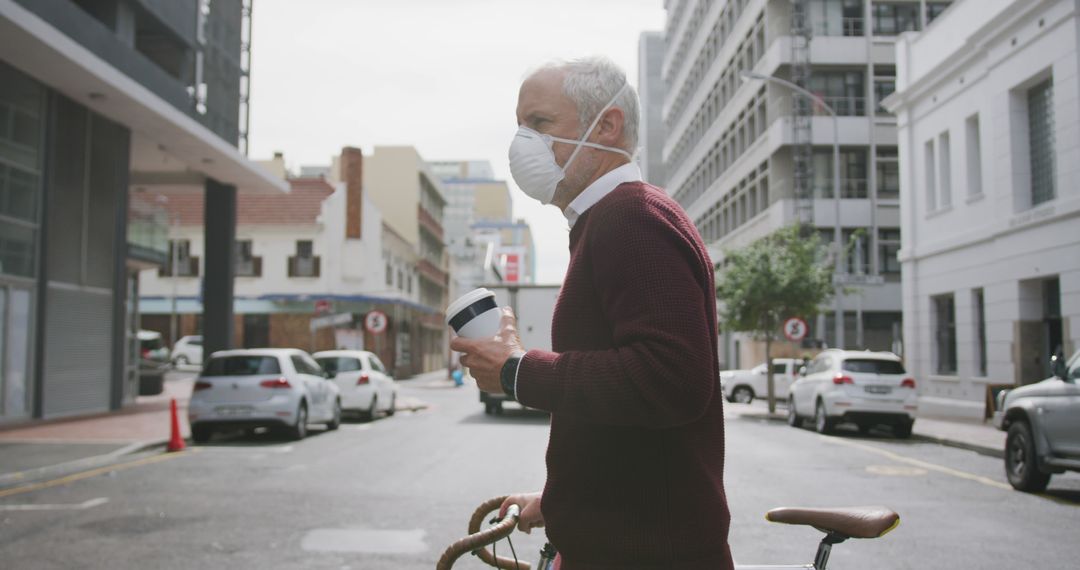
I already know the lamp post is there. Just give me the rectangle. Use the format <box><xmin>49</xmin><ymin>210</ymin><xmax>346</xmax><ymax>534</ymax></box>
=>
<box><xmin>740</xmin><ymin>71</ymin><xmax>845</xmax><ymax>349</ymax></box>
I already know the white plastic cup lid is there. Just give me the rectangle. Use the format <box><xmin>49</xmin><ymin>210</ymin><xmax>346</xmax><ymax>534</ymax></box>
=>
<box><xmin>446</xmin><ymin>288</ymin><xmax>497</xmax><ymax>329</ymax></box>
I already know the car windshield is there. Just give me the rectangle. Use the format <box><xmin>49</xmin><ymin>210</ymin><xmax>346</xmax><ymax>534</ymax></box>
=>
<box><xmin>203</xmin><ymin>356</ymin><xmax>281</xmax><ymax>376</ymax></box>
<box><xmin>842</xmin><ymin>358</ymin><xmax>906</xmax><ymax>374</ymax></box>
<box><xmin>316</xmin><ymin>357</ymin><xmax>363</xmax><ymax>375</ymax></box>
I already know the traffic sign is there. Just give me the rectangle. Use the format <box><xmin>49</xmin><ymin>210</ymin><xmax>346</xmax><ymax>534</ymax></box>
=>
<box><xmin>783</xmin><ymin>317</ymin><xmax>809</xmax><ymax>342</ymax></box>
<box><xmin>314</xmin><ymin>299</ymin><xmax>332</xmax><ymax>314</ymax></box>
<box><xmin>365</xmin><ymin>310</ymin><xmax>388</xmax><ymax>334</ymax></box>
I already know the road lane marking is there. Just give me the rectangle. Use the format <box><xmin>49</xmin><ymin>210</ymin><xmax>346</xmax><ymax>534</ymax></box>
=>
<box><xmin>0</xmin><ymin>452</ymin><xmax>187</xmax><ymax>500</ymax></box>
<box><xmin>821</xmin><ymin>436</ymin><xmax>1012</xmax><ymax>490</ymax></box>
<box><xmin>866</xmin><ymin>464</ymin><xmax>928</xmax><ymax>477</ymax></box>
<box><xmin>0</xmin><ymin>497</ymin><xmax>109</xmax><ymax>511</ymax></box>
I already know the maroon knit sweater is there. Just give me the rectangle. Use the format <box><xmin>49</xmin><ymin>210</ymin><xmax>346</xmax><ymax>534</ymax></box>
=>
<box><xmin>516</xmin><ymin>182</ymin><xmax>733</xmax><ymax>570</ymax></box>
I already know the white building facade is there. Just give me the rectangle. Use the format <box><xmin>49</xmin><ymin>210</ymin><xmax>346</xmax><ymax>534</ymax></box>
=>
<box><xmin>885</xmin><ymin>0</ymin><xmax>1080</xmax><ymax>420</ymax></box>
<box><xmin>660</xmin><ymin>0</ymin><xmax>951</xmax><ymax>368</ymax></box>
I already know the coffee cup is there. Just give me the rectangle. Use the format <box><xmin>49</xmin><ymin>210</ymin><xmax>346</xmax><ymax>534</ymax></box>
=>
<box><xmin>446</xmin><ymin>288</ymin><xmax>502</xmax><ymax>339</ymax></box>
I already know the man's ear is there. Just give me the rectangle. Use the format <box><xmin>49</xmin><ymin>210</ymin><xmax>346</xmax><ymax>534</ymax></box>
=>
<box><xmin>595</xmin><ymin>107</ymin><xmax>625</xmax><ymax>147</ymax></box>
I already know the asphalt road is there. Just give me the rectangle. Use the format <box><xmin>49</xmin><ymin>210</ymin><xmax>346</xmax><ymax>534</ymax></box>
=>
<box><xmin>1</xmin><ymin>376</ymin><xmax>1078</xmax><ymax>569</ymax></box>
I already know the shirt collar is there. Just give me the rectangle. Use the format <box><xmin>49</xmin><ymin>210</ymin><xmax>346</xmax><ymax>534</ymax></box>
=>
<box><xmin>563</xmin><ymin>162</ymin><xmax>643</xmax><ymax>228</ymax></box>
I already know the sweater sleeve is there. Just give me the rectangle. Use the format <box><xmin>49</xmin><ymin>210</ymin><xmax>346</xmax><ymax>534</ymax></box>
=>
<box><xmin>515</xmin><ymin>195</ymin><xmax>717</xmax><ymax>428</ymax></box>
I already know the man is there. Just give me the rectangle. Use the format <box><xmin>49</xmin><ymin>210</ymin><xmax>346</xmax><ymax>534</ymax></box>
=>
<box><xmin>450</xmin><ymin>57</ymin><xmax>733</xmax><ymax>570</ymax></box>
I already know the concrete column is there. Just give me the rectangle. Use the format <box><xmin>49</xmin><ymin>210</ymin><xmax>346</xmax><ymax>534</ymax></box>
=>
<box><xmin>203</xmin><ymin>179</ymin><xmax>237</xmax><ymax>357</ymax></box>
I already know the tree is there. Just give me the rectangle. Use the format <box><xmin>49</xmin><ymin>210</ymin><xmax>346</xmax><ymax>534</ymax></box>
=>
<box><xmin>716</xmin><ymin>225</ymin><xmax>834</xmax><ymax>413</ymax></box>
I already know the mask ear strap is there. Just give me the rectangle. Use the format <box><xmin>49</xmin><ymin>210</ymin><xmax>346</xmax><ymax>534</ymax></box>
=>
<box><xmin>562</xmin><ymin>83</ymin><xmax>631</xmax><ymax>170</ymax></box>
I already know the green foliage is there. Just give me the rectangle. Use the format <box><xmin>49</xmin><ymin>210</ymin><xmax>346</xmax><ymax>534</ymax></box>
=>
<box><xmin>716</xmin><ymin>225</ymin><xmax>833</xmax><ymax>340</ymax></box>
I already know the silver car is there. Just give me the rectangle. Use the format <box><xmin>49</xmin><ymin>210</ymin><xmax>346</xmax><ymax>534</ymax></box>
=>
<box><xmin>994</xmin><ymin>348</ymin><xmax>1080</xmax><ymax>492</ymax></box>
<box><xmin>188</xmin><ymin>349</ymin><xmax>342</xmax><ymax>443</ymax></box>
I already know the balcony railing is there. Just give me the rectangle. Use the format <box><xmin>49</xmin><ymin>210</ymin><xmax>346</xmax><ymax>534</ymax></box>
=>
<box><xmin>818</xmin><ymin>96</ymin><xmax>866</xmax><ymax>117</ymax></box>
<box><xmin>418</xmin><ymin>205</ymin><xmax>444</xmax><ymax>240</ymax></box>
<box><xmin>813</xmin><ymin>179</ymin><xmax>869</xmax><ymax>199</ymax></box>
<box><xmin>288</xmin><ymin>256</ymin><xmax>320</xmax><ymax>278</ymax></box>
<box><xmin>813</xmin><ymin>17</ymin><xmax>865</xmax><ymax>37</ymax></box>
<box><xmin>418</xmin><ymin>259</ymin><xmax>448</xmax><ymax>286</ymax></box>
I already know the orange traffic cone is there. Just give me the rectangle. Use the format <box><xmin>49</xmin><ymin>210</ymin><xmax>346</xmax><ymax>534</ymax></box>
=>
<box><xmin>167</xmin><ymin>398</ymin><xmax>186</xmax><ymax>452</ymax></box>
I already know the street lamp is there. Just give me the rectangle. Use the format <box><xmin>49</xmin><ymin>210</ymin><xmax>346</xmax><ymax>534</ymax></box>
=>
<box><xmin>740</xmin><ymin>71</ymin><xmax>845</xmax><ymax>349</ymax></box>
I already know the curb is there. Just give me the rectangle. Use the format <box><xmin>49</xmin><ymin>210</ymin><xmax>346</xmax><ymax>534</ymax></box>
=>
<box><xmin>0</xmin><ymin>438</ymin><xmax>168</xmax><ymax>492</ymax></box>
<box><xmin>728</xmin><ymin>407</ymin><xmax>1004</xmax><ymax>459</ymax></box>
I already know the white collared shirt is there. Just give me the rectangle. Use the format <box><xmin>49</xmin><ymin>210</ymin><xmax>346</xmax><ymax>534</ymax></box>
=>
<box><xmin>563</xmin><ymin>162</ymin><xmax>643</xmax><ymax>228</ymax></box>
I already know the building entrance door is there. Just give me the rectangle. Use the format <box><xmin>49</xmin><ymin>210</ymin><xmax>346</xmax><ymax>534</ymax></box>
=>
<box><xmin>0</xmin><ymin>283</ymin><xmax>35</xmax><ymax>421</ymax></box>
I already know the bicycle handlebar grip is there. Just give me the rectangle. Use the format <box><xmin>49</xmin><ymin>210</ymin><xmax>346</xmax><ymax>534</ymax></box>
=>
<box><xmin>435</xmin><ymin>496</ymin><xmax>532</xmax><ymax>570</ymax></box>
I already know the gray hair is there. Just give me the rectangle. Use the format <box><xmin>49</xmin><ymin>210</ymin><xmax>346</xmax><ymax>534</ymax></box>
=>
<box><xmin>532</xmin><ymin>56</ymin><xmax>640</xmax><ymax>155</ymax></box>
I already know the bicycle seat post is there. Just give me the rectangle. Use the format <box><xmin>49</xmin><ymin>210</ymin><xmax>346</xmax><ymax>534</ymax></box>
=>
<box><xmin>813</xmin><ymin>532</ymin><xmax>848</xmax><ymax>570</ymax></box>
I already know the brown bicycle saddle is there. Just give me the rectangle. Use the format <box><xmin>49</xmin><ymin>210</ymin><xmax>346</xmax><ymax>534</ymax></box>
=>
<box><xmin>765</xmin><ymin>506</ymin><xmax>900</xmax><ymax>539</ymax></box>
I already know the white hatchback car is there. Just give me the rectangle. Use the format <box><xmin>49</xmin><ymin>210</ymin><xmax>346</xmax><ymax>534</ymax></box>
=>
<box><xmin>188</xmin><ymin>349</ymin><xmax>341</xmax><ymax>443</ymax></box>
<box><xmin>171</xmin><ymin>335</ymin><xmax>203</xmax><ymax>367</ymax></box>
<box><xmin>788</xmin><ymin>349</ymin><xmax>917</xmax><ymax>438</ymax></box>
<box><xmin>314</xmin><ymin>350</ymin><xmax>398</xmax><ymax>421</ymax></box>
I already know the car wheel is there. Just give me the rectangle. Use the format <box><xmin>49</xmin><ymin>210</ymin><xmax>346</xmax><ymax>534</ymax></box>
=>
<box><xmin>484</xmin><ymin>401</ymin><xmax>495</xmax><ymax>415</ymax></box>
<box><xmin>361</xmin><ymin>396</ymin><xmax>377</xmax><ymax>422</ymax></box>
<box><xmin>327</xmin><ymin>399</ymin><xmax>341</xmax><ymax>430</ymax></box>
<box><xmin>191</xmin><ymin>425</ymin><xmax>212</xmax><ymax>444</ymax></box>
<box><xmin>892</xmin><ymin>419</ymin><xmax>914</xmax><ymax>439</ymax></box>
<box><xmin>814</xmin><ymin>401</ymin><xmax>836</xmax><ymax>435</ymax></box>
<box><xmin>386</xmin><ymin>394</ymin><xmax>397</xmax><ymax>417</ymax></box>
<box><xmin>288</xmin><ymin>402</ymin><xmax>308</xmax><ymax>441</ymax></box>
<box><xmin>1005</xmin><ymin>421</ymin><xmax>1051</xmax><ymax>492</ymax></box>
<box><xmin>786</xmin><ymin>397</ymin><xmax>801</xmax><ymax>427</ymax></box>
<box><xmin>492</xmin><ymin>400</ymin><xmax>504</xmax><ymax>415</ymax></box>
<box><xmin>732</xmin><ymin>386</ymin><xmax>754</xmax><ymax>405</ymax></box>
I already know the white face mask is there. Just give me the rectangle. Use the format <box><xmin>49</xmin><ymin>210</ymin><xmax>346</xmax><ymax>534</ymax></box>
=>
<box><xmin>509</xmin><ymin>84</ymin><xmax>633</xmax><ymax>205</ymax></box>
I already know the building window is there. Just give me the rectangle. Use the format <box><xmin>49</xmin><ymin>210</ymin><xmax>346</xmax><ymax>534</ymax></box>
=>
<box><xmin>1028</xmin><ymin>79</ymin><xmax>1056</xmax><ymax>206</ymax></box>
<box><xmin>0</xmin><ymin>62</ymin><xmax>44</xmax><ymax>280</ymax></box>
<box><xmin>924</xmin><ymin>139</ymin><xmax>937</xmax><ymax>212</ymax></box>
<box><xmin>234</xmin><ymin>240</ymin><xmax>261</xmax><ymax>277</ymax></box>
<box><xmin>933</xmin><ymin>294</ymin><xmax>957</xmax><ymax>375</ymax></box>
<box><xmin>876</xmin><ymin>147</ymin><xmax>899</xmax><ymax>199</ymax></box>
<box><xmin>813</xmin><ymin>149</ymin><xmax>867</xmax><ymax>198</ymax></box>
<box><xmin>288</xmin><ymin>240</ymin><xmax>319</xmax><ymax>278</ymax></box>
<box><xmin>965</xmin><ymin>114</ymin><xmax>982</xmax><ymax>197</ymax></box>
<box><xmin>927</xmin><ymin>2</ymin><xmax>951</xmax><ymax>24</ymax></box>
<box><xmin>843</xmin><ymin>229</ymin><xmax>870</xmax><ymax>275</ymax></box>
<box><xmin>873</xmin><ymin>3</ymin><xmax>920</xmax><ymax>35</ymax></box>
<box><xmin>397</xmin><ymin>269</ymin><xmax>403</xmax><ymax>290</ymax></box>
<box><xmin>161</xmin><ymin>239</ymin><xmax>199</xmax><ymax>277</ymax></box>
<box><xmin>874</xmin><ymin>67</ymin><xmax>896</xmax><ymax>115</ymax></box>
<box><xmin>810</xmin><ymin>0</ymin><xmax>864</xmax><ymax>36</ymax></box>
<box><xmin>938</xmin><ymin>131</ymin><xmax>952</xmax><ymax>208</ymax></box>
<box><xmin>878</xmin><ymin>228</ymin><xmax>901</xmax><ymax>276</ymax></box>
<box><xmin>973</xmin><ymin>288</ymin><xmax>987</xmax><ymax>377</ymax></box>
<box><xmin>809</xmin><ymin>71</ymin><xmax>866</xmax><ymax>116</ymax></box>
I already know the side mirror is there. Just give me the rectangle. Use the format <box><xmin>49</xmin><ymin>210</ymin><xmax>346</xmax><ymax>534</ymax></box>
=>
<box><xmin>798</xmin><ymin>366</ymin><xmax>807</xmax><ymax>377</ymax></box>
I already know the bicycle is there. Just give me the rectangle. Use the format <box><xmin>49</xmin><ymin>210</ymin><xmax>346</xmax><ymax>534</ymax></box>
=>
<box><xmin>437</xmin><ymin>496</ymin><xmax>900</xmax><ymax>569</ymax></box>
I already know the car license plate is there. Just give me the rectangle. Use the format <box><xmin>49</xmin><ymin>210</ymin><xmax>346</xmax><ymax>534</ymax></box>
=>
<box><xmin>865</xmin><ymin>385</ymin><xmax>893</xmax><ymax>395</ymax></box>
<box><xmin>216</xmin><ymin>406</ymin><xmax>253</xmax><ymax>416</ymax></box>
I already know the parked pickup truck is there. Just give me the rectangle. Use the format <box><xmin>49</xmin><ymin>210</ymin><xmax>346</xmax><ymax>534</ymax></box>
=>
<box><xmin>720</xmin><ymin>358</ymin><xmax>806</xmax><ymax>404</ymax></box>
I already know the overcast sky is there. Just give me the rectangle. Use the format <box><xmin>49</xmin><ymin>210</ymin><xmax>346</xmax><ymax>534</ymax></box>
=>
<box><xmin>247</xmin><ymin>0</ymin><xmax>666</xmax><ymax>284</ymax></box>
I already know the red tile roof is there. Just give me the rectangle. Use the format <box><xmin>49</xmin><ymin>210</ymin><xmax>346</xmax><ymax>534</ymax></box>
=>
<box><xmin>131</xmin><ymin>177</ymin><xmax>336</xmax><ymax>227</ymax></box>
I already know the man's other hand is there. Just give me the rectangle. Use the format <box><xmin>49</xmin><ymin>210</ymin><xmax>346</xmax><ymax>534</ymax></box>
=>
<box><xmin>449</xmin><ymin>307</ymin><xmax>524</xmax><ymax>394</ymax></box>
<box><xmin>499</xmin><ymin>492</ymin><xmax>544</xmax><ymax>534</ymax></box>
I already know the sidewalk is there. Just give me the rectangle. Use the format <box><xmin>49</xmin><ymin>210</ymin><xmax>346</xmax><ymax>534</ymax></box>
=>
<box><xmin>725</xmin><ymin>402</ymin><xmax>1005</xmax><ymax>458</ymax></box>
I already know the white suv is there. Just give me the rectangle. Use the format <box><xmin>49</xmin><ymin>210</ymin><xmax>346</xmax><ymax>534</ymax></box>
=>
<box><xmin>788</xmin><ymin>349</ymin><xmax>917</xmax><ymax>438</ymax></box>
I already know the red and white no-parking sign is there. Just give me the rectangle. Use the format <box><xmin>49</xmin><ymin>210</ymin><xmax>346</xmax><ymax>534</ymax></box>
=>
<box><xmin>782</xmin><ymin>317</ymin><xmax>809</xmax><ymax>342</ymax></box>
<box><xmin>365</xmin><ymin>310</ymin><xmax>388</xmax><ymax>334</ymax></box>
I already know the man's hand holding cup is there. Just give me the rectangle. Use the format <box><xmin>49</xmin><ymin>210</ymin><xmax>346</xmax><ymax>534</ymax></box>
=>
<box><xmin>446</xmin><ymin>289</ymin><xmax>526</xmax><ymax>395</ymax></box>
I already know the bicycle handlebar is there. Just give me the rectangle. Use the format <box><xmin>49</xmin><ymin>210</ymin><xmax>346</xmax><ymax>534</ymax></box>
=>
<box><xmin>436</xmin><ymin>496</ymin><xmax>532</xmax><ymax>570</ymax></box>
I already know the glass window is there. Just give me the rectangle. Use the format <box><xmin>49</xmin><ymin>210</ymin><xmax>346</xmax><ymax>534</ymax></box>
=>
<box><xmin>933</xmin><ymin>294</ymin><xmax>957</xmax><ymax>374</ymax></box>
<box><xmin>1028</xmin><ymin>79</ymin><xmax>1056</xmax><ymax>206</ymax></box>
<box><xmin>842</xmin><ymin>358</ymin><xmax>906</xmax><ymax>374</ymax></box>
<box><xmin>813</xmin><ymin>149</ymin><xmax>868</xmax><ymax>198</ymax></box>
<box><xmin>878</xmin><ymin>229</ymin><xmax>901</xmax><ymax>275</ymax></box>
<box><xmin>874</xmin><ymin>79</ymin><xmax>896</xmax><ymax>115</ymax></box>
<box><xmin>927</xmin><ymin>2</ymin><xmax>951</xmax><ymax>23</ymax></box>
<box><xmin>924</xmin><ymin>139</ymin><xmax>937</xmax><ymax>211</ymax></box>
<box><xmin>876</xmin><ymin>147</ymin><xmax>899</xmax><ymax>199</ymax></box>
<box><xmin>938</xmin><ymin>132</ymin><xmax>952</xmax><ymax>207</ymax></box>
<box><xmin>316</xmin><ymin>357</ymin><xmax>362</xmax><ymax>375</ymax></box>
<box><xmin>873</xmin><ymin>3</ymin><xmax>920</xmax><ymax>35</ymax></box>
<box><xmin>369</xmin><ymin>355</ymin><xmax>387</xmax><ymax>374</ymax></box>
<box><xmin>808</xmin><ymin>71</ymin><xmax>866</xmax><ymax>116</ymax></box>
<box><xmin>203</xmin><ymin>355</ymin><xmax>281</xmax><ymax>376</ymax></box>
<box><xmin>297</xmin><ymin>240</ymin><xmax>314</xmax><ymax>258</ymax></box>
<box><xmin>0</xmin><ymin>63</ymin><xmax>44</xmax><ymax>280</ymax></box>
